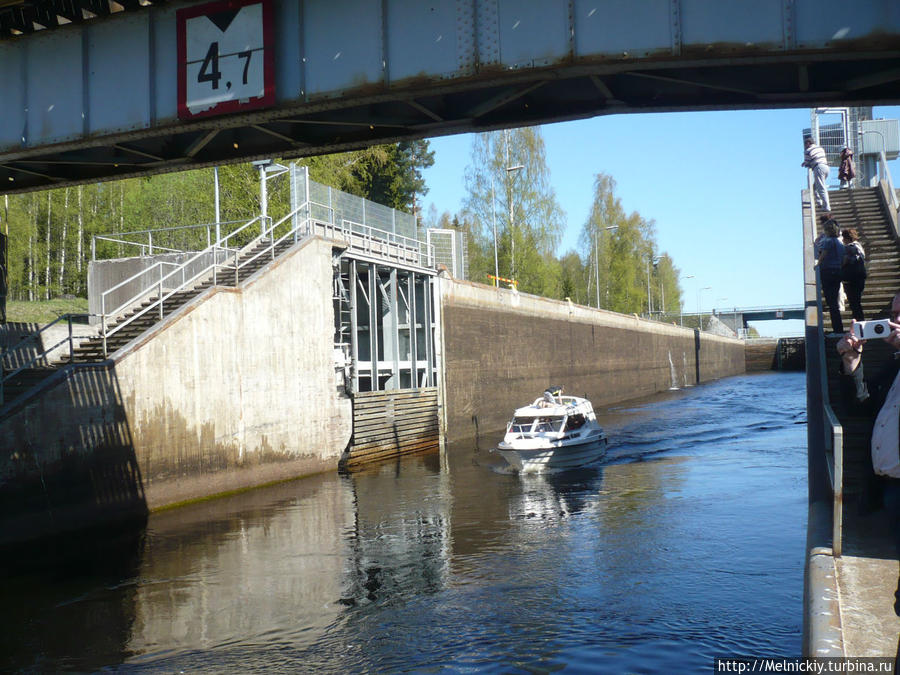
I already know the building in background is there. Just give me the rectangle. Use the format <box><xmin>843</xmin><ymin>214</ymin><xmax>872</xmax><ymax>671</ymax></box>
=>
<box><xmin>804</xmin><ymin>107</ymin><xmax>899</xmax><ymax>188</ymax></box>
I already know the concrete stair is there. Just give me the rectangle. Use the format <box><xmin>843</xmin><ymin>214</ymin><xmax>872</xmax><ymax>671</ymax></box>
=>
<box><xmin>823</xmin><ymin>187</ymin><xmax>900</xmax><ymax>329</ymax></box>
<box><xmin>2</xmin><ymin>238</ymin><xmax>296</xmax><ymax>409</ymax></box>
<box><xmin>821</xmin><ymin>186</ymin><xmax>900</xmax><ymax>501</ymax></box>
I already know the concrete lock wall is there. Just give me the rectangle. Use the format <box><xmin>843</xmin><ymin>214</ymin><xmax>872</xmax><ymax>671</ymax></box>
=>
<box><xmin>0</xmin><ymin>237</ymin><xmax>352</xmax><ymax>543</ymax></box>
<box><xmin>438</xmin><ymin>278</ymin><xmax>746</xmax><ymax>442</ymax></box>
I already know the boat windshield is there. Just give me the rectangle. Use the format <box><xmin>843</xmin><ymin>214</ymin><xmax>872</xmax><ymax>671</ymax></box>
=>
<box><xmin>510</xmin><ymin>416</ymin><xmax>564</xmax><ymax>434</ymax></box>
<box><xmin>564</xmin><ymin>413</ymin><xmax>586</xmax><ymax>431</ymax></box>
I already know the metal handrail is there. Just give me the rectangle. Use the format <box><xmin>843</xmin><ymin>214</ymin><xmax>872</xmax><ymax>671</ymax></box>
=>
<box><xmin>102</xmin><ymin>260</ymin><xmax>180</xmax><ymax>316</ymax></box>
<box><xmin>212</xmin><ymin>201</ymin><xmax>335</xmax><ymax>283</ymax></box>
<box><xmin>98</xmin><ymin>214</ymin><xmax>265</xmax><ymax>355</ymax></box>
<box><xmin>874</xmin><ymin>150</ymin><xmax>900</xmax><ymax>241</ymax></box>
<box><xmin>1</xmin><ymin>313</ymin><xmax>95</xmax><ymax>405</ymax></box>
<box><xmin>805</xmin><ymin>168</ymin><xmax>843</xmax><ymax>556</ymax></box>
<box><xmin>340</xmin><ymin>218</ymin><xmax>435</xmax><ymax>268</ymax></box>
<box><xmin>91</xmin><ymin>220</ymin><xmax>246</xmax><ymax>259</ymax></box>
<box><xmin>876</xmin><ymin>149</ymin><xmax>899</xmax><ymax>211</ymax></box>
<box><xmin>93</xmin><ymin>200</ymin><xmax>436</xmax><ymax>358</ymax></box>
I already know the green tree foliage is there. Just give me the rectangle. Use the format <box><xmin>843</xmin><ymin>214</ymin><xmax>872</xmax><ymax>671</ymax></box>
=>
<box><xmin>1</xmin><ymin>141</ymin><xmax>434</xmax><ymax>304</ymax></box>
<box><xmin>558</xmin><ymin>251</ymin><xmax>586</xmax><ymax>305</ymax></box>
<box><xmin>450</xmin><ymin>137</ymin><xmax>684</xmax><ymax>313</ymax></box>
<box><xmin>462</xmin><ymin>128</ymin><xmax>565</xmax><ymax>295</ymax></box>
<box><xmin>579</xmin><ymin>173</ymin><xmax>682</xmax><ymax>317</ymax></box>
<box><xmin>354</xmin><ymin>140</ymin><xmax>435</xmax><ymax>212</ymax></box>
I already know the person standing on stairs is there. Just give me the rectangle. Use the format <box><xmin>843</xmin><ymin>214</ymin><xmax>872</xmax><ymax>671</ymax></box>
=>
<box><xmin>842</xmin><ymin>228</ymin><xmax>867</xmax><ymax>322</ymax></box>
<box><xmin>839</xmin><ymin>146</ymin><xmax>856</xmax><ymax>189</ymax></box>
<box><xmin>816</xmin><ymin>218</ymin><xmax>844</xmax><ymax>335</ymax></box>
<box><xmin>803</xmin><ymin>137</ymin><xmax>832</xmax><ymax>214</ymax></box>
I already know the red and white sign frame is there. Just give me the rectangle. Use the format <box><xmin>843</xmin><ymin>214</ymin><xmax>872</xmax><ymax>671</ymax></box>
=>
<box><xmin>177</xmin><ymin>0</ymin><xmax>274</xmax><ymax>120</ymax></box>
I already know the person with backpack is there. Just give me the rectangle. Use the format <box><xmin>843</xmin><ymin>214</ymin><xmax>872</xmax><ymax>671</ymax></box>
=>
<box><xmin>842</xmin><ymin>227</ymin><xmax>867</xmax><ymax>322</ymax></box>
<box><xmin>816</xmin><ymin>218</ymin><xmax>845</xmax><ymax>335</ymax></box>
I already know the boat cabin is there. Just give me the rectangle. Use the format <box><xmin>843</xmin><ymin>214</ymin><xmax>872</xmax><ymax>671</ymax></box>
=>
<box><xmin>508</xmin><ymin>410</ymin><xmax>589</xmax><ymax>437</ymax></box>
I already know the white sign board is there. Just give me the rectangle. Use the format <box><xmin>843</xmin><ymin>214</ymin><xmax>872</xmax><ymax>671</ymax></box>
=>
<box><xmin>177</xmin><ymin>0</ymin><xmax>274</xmax><ymax>119</ymax></box>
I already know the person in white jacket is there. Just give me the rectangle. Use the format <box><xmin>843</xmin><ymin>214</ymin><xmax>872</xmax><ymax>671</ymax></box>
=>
<box><xmin>803</xmin><ymin>137</ymin><xmax>831</xmax><ymax>214</ymax></box>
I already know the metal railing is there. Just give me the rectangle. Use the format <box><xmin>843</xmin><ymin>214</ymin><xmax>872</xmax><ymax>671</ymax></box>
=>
<box><xmin>96</xmin><ymin>201</ymin><xmax>435</xmax><ymax>358</ymax></box>
<box><xmin>91</xmin><ymin>220</ymin><xmax>246</xmax><ymax>260</ymax></box>
<box><xmin>339</xmin><ymin>218</ymin><xmax>435</xmax><ymax>269</ymax></box>
<box><xmin>1</xmin><ymin>196</ymin><xmax>436</xmax><ymax>409</ymax></box>
<box><xmin>804</xmin><ymin>168</ymin><xmax>843</xmax><ymax>556</ymax></box>
<box><xmin>99</xmin><ymin>215</ymin><xmax>266</xmax><ymax>356</ymax></box>
<box><xmin>1</xmin><ymin>313</ymin><xmax>94</xmax><ymax>406</ymax></box>
<box><xmin>874</xmin><ymin>149</ymin><xmax>900</xmax><ymax>239</ymax></box>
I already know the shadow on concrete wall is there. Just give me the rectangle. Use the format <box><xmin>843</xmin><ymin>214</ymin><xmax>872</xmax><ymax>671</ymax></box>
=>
<box><xmin>1</xmin><ymin>322</ymin><xmax>45</xmax><ymax>369</ymax></box>
<box><xmin>0</xmin><ymin>363</ymin><xmax>148</xmax><ymax>547</ymax></box>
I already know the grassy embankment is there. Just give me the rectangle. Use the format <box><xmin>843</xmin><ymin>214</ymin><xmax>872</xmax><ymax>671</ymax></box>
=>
<box><xmin>5</xmin><ymin>298</ymin><xmax>89</xmax><ymax>324</ymax></box>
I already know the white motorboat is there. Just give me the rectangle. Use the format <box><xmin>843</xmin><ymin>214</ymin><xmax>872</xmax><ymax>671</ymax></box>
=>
<box><xmin>495</xmin><ymin>387</ymin><xmax>608</xmax><ymax>472</ymax></box>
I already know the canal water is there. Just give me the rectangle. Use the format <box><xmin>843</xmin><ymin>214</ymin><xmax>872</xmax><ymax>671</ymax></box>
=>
<box><xmin>2</xmin><ymin>372</ymin><xmax>807</xmax><ymax>673</ymax></box>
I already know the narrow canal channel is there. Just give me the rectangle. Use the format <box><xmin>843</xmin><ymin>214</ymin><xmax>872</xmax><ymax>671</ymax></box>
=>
<box><xmin>2</xmin><ymin>372</ymin><xmax>806</xmax><ymax>673</ymax></box>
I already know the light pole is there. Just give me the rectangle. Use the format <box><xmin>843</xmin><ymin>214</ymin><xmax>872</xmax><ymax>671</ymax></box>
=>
<box><xmin>251</xmin><ymin>159</ymin><xmax>289</xmax><ymax>238</ymax></box>
<box><xmin>698</xmin><ymin>286</ymin><xmax>712</xmax><ymax>326</ymax></box>
<box><xmin>646</xmin><ymin>254</ymin><xmax>661</xmax><ymax>316</ymax></box>
<box><xmin>652</xmin><ymin>255</ymin><xmax>662</xmax><ymax>318</ymax></box>
<box><xmin>491</xmin><ymin>176</ymin><xmax>498</xmax><ymax>286</ymax></box>
<box><xmin>680</xmin><ymin>274</ymin><xmax>694</xmax><ymax>327</ymax></box>
<box><xmin>213</xmin><ymin>166</ymin><xmax>221</xmax><ymax>243</ymax></box>
<box><xmin>504</xmin><ymin>129</ymin><xmax>524</xmax><ymax>280</ymax></box>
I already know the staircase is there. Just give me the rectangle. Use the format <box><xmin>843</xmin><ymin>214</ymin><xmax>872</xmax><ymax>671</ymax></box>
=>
<box><xmin>823</xmin><ymin>187</ymin><xmax>900</xmax><ymax>331</ymax></box>
<box><xmin>821</xmin><ymin>186</ymin><xmax>900</xmax><ymax>500</ymax></box>
<box><xmin>1</xmin><ymin>237</ymin><xmax>296</xmax><ymax>408</ymax></box>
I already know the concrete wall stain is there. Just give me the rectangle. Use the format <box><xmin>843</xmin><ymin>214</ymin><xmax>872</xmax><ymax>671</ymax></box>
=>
<box><xmin>439</xmin><ymin>279</ymin><xmax>745</xmax><ymax>442</ymax></box>
<box><xmin>1</xmin><ymin>238</ymin><xmax>353</xmax><ymax>542</ymax></box>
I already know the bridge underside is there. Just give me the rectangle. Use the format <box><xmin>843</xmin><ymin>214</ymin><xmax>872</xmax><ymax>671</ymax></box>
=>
<box><xmin>4</xmin><ymin>52</ymin><xmax>900</xmax><ymax>195</ymax></box>
<box><xmin>2</xmin><ymin>0</ymin><xmax>900</xmax><ymax>194</ymax></box>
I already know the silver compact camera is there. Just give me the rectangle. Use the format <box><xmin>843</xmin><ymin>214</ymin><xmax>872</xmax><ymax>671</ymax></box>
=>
<box><xmin>852</xmin><ymin>319</ymin><xmax>893</xmax><ymax>340</ymax></box>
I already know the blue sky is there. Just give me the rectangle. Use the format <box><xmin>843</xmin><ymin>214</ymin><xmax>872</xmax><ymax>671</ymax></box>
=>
<box><xmin>419</xmin><ymin>106</ymin><xmax>900</xmax><ymax>337</ymax></box>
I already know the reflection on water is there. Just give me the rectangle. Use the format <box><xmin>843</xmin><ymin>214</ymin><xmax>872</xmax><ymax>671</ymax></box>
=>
<box><xmin>1</xmin><ymin>373</ymin><xmax>806</xmax><ymax>673</ymax></box>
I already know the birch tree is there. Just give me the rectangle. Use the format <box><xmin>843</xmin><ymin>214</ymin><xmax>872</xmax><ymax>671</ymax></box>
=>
<box><xmin>462</xmin><ymin>127</ymin><xmax>565</xmax><ymax>296</ymax></box>
<box><xmin>76</xmin><ymin>186</ymin><xmax>83</xmax><ymax>294</ymax></box>
<box><xmin>58</xmin><ymin>188</ymin><xmax>69</xmax><ymax>293</ymax></box>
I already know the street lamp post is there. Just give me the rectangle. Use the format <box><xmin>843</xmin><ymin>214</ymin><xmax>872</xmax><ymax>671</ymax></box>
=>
<box><xmin>213</xmin><ymin>166</ymin><xmax>221</xmax><ymax>243</ymax></box>
<box><xmin>491</xmin><ymin>176</ymin><xmax>498</xmax><ymax>286</ymax></box>
<box><xmin>652</xmin><ymin>255</ymin><xmax>662</xmax><ymax>318</ymax></box>
<box><xmin>252</xmin><ymin>159</ymin><xmax>289</xmax><ymax>237</ymax></box>
<box><xmin>504</xmin><ymin>129</ymin><xmax>524</xmax><ymax>280</ymax></box>
<box><xmin>506</xmin><ymin>162</ymin><xmax>523</xmax><ymax>279</ymax></box>
<box><xmin>698</xmin><ymin>286</ymin><xmax>712</xmax><ymax>327</ymax></box>
<box><xmin>646</xmin><ymin>254</ymin><xmax>661</xmax><ymax>317</ymax></box>
<box><xmin>681</xmin><ymin>274</ymin><xmax>694</xmax><ymax>327</ymax></box>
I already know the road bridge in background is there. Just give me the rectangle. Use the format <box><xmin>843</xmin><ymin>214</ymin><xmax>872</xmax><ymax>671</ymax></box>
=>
<box><xmin>711</xmin><ymin>304</ymin><xmax>806</xmax><ymax>334</ymax></box>
<box><xmin>1</xmin><ymin>0</ymin><xmax>900</xmax><ymax>193</ymax></box>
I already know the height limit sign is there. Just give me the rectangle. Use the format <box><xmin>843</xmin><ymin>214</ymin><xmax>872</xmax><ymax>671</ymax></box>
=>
<box><xmin>177</xmin><ymin>0</ymin><xmax>274</xmax><ymax>119</ymax></box>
